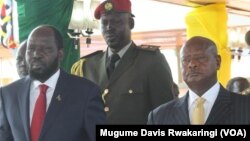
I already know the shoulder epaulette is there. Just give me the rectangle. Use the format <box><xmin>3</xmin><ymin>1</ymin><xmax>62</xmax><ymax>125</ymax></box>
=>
<box><xmin>80</xmin><ymin>50</ymin><xmax>103</xmax><ymax>59</ymax></box>
<box><xmin>137</xmin><ymin>44</ymin><xmax>160</xmax><ymax>51</ymax></box>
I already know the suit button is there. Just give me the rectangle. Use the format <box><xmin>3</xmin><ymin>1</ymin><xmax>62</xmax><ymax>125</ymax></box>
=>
<box><xmin>104</xmin><ymin>107</ymin><xmax>109</xmax><ymax>112</ymax></box>
<box><xmin>128</xmin><ymin>89</ymin><xmax>133</xmax><ymax>94</ymax></box>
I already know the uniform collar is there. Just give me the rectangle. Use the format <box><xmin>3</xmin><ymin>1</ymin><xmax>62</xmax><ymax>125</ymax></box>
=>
<box><xmin>108</xmin><ymin>41</ymin><xmax>132</xmax><ymax>58</ymax></box>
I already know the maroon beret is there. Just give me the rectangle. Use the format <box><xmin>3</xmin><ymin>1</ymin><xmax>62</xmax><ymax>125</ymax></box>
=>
<box><xmin>94</xmin><ymin>0</ymin><xmax>134</xmax><ymax>20</ymax></box>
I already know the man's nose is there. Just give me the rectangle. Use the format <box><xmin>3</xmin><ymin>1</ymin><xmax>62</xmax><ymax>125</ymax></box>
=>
<box><xmin>33</xmin><ymin>50</ymin><xmax>42</xmax><ymax>58</ymax></box>
<box><xmin>106</xmin><ymin>22</ymin><xmax>113</xmax><ymax>30</ymax></box>
<box><xmin>19</xmin><ymin>60</ymin><xmax>25</xmax><ymax>66</ymax></box>
<box><xmin>188</xmin><ymin>59</ymin><xmax>198</xmax><ymax>69</ymax></box>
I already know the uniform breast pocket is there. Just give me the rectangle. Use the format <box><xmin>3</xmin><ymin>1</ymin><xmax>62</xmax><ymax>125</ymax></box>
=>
<box><xmin>119</xmin><ymin>84</ymin><xmax>148</xmax><ymax>111</ymax></box>
<box><xmin>121</xmin><ymin>84</ymin><xmax>144</xmax><ymax>96</ymax></box>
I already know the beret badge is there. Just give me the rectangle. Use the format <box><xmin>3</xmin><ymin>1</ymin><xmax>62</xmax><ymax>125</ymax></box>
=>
<box><xmin>104</xmin><ymin>2</ymin><xmax>113</xmax><ymax>11</ymax></box>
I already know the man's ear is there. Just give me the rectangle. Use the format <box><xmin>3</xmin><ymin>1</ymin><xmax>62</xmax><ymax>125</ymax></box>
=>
<box><xmin>216</xmin><ymin>55</ymin><xmax>221</xmax><ymax>70</ymax></box>
<box><xmin>129</xmin><ymin>17</ymin><xmax>134</xmax><ymax>29</ymax></box>
<box><xmin>58</xmin><ymin>49</ymin><xmax>64</xmax><ymax>61</ymax></box>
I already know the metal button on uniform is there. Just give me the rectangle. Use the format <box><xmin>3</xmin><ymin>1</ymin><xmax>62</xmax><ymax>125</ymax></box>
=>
<box><xmin>104</xmin><ymin>89</ymin><xmax>109</xmax><ymax>94</ymax></box>
<box><xmin>104</xmin><ymin>107</ymin><xmax>109</xmax><ymax>112</ymax></box>
<box><xmin>102</xmin><ymin>89</ymin><xmax>109</xmax><ymax>104</ymax></box>
<box><xmin>128</xmin><ymin>89</ymin><xmax>133</xmax><ymax>94</ymax></box>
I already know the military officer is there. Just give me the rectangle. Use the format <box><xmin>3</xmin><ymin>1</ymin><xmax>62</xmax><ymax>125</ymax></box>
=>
<box><xmin>71</xmin><ymin>0</ymin><xmax>174</xmax><ymax>124</ymax></box>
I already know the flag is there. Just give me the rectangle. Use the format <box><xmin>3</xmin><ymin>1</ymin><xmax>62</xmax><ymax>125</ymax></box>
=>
<box><xmin>185</xmin><ymin>4</ymin><xmax>230</xmax><ymax>86</ymax></box>
<box><xmin>0</xmin><ymin>0</ymin><xmax>16</xmax><ymax>48</ymax></box>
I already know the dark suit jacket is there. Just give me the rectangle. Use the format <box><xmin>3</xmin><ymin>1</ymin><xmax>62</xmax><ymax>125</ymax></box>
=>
<box><xmin>0</xmin><ymin>70</ymin><xmax>106</xmax><ymax>141</ymax></box>
<box><xmin>82</xmin><ymin>42</ymin><xmax>174</xmax><ymax>124</ymax></box>
<box><xmin>148</xmin><ymin>85</ymin><xmax>250</xmax><ymax>125</ymax></box>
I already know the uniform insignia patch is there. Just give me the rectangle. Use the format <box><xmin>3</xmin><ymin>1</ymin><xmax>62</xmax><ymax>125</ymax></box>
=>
<box><xmin>105</xmin><ymin>2</ymin><xmax>113</xmax><ymax>11</ymax></box>
<box><xmin>138</xmin><ymin>44</ymin><xmax>160</xmax><ymax>51</ymax></box>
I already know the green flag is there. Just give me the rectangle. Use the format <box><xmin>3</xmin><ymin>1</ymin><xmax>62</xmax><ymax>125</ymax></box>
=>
<box><xmin>17</xmin><ymin>0</ymin><xmax>79</xmax><ymax>72</ymax></box>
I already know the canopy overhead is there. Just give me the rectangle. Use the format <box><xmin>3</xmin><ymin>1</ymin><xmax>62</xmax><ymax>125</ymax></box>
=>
<box><xmin>157</xmin><ymin>0</ymin><xmax>250</xmax><ymax>16</ymax></box>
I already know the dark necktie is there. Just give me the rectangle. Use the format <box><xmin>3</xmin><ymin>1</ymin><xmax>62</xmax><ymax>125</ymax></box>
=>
<box><xmin>107</xmin><ymin>53</ymin><xmax>120</xmax><ymax>78</ymax></box>
<box><xmin>31</xmin><ymin>84</ymin><xmax>48</xmax><ymax>141</ymax></box>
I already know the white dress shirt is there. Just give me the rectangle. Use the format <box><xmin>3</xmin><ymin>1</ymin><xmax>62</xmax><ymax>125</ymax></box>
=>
<box><xmin>188</xmin><ymin>82</ymin><xmax>220</xmax><ymax>123</ymax></box>
<box><xmin>107</xmin><ymin>41</ymin><xmax>132</xmax><ymax>67</ymax></box>
<box><xmin>29</xmin><ymin>69</ymin><xmax>60</xmax><ymax>124</ymax></box>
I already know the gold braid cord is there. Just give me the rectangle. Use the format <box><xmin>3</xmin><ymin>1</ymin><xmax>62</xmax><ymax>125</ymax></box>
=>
<box><xmin>70</xmin><ymin>58</ymin><xmax>86</xmax><ymax>77</ymax></box>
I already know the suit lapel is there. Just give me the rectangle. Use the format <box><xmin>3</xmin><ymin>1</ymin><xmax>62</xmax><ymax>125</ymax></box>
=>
<box><xmin>173</xmin><ymin>94</ymin><xmax>190</xmax><ymax>124</ymax></box>
<box><xmin>39</xmin><ymin>71</ymin><xmax>69</xmax><ymax>139</ymax></box>
<box><xmin>107</xmin><ymin>43</ymin><xmax>138</xmax><ymax>87</ymax></box>
<box><xmin>17</xmin><ymin>77</ymin><xmax>32</xmax><ymax>141</ymax></box>
<box><xmin>96</xmin><ymin>51</ymin><xmax>109</xmax><ymax>91</ymax></box>
<box><xmin>206</xmin><ymin>86</ymin><xmax>231</xmax><ymax>124</ymax></box>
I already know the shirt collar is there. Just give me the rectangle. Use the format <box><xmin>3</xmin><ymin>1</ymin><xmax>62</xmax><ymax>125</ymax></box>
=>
<box><xmin>108</xmin><ymin>41</ymin><xmax>132</xmax><ymax>58</ymax></box>
<box><xmin>32</xmin><ymin>69</ymin><xmax>60</xmax><ymax>89</ymax></box>
<box><xmin>189</xmin><ymin>82</ymin><xmax>220</xmax><ymax>105</ymax></box>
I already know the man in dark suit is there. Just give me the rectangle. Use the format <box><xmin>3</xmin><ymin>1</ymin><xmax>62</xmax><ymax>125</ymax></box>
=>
<box><xmin>71</xmin><ymin>0</ymin><xmax>174</xmax><ymax>124</ymax></box>
<box><xmin>226</xmin><ymin>77</ymin><xmax>250</xmax><ymax>94</ymax></box>
<box><xmin>0</xmin><ymin>25</ymin><xmax>106</xmax><ymax>141</ymax></box>
<box><xmin>16</xmin><ymin>40</ymin><xmax>28</xmax><ymax>78</ymax></box>
<box><xmin>148</xmin><ymin>36</ymin><xmax>250</xmax><ymax>125</ymax></box>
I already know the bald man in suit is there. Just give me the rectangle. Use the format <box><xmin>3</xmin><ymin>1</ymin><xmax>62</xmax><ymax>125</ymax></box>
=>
<box><xmin>0</xmin><ymin>25</ymin><xmax>106</xmax><ymax>141</ymax></box>
<box><xmin>148</xmin><ymin>36</ymin><xmax>250</xmax><ymax>125</ymax></box>
<box><xmin>16</xmin><ymin>40</ymin><xmax>28</xmax><ymax>78</ymax></box>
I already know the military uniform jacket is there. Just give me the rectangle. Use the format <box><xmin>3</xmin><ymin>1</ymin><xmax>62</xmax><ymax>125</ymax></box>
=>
<box><xmin>82</xmin><ymin>42</ymin><xmax>174</xmax><ymax>124</ymax></box>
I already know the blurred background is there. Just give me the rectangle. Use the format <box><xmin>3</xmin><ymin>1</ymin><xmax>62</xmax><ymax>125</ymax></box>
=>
<box><xmin>1</xmin><ymin>0</ymin><xmax>250</xmax><ymax>96</ymax></box>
